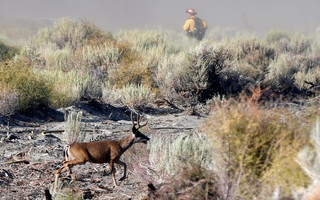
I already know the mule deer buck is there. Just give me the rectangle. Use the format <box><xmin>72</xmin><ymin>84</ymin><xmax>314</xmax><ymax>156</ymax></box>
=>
<box><xmin>54</xmin><ymin>112</ymin><xmax>150</xmax><ymax>191</ymax></box>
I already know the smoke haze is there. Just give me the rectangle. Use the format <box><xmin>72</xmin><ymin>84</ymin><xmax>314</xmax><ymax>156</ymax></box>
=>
<box><xmin>0</xmin><ymin>0</ymin><xmax>319</xmax><ymax>35</ymax></box>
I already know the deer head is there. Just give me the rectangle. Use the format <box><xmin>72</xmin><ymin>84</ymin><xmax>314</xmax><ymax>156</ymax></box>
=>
<box><xmin>131</xmin><ymin>112</ymin><xmax>149</xmax><ymax>144</ymax></box>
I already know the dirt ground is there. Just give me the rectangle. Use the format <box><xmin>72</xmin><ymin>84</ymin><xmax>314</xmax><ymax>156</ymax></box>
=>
<box><xmin>0</xmin><ymin>100</ymin><xmax>206</xmax><ymax>200</ymax></box>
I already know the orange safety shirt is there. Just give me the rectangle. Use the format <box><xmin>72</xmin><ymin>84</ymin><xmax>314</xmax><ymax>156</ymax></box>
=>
<box><xmin>183</xmin><ymin>16</ymin><xmax>207</xmax><ymax>32</ymax></box>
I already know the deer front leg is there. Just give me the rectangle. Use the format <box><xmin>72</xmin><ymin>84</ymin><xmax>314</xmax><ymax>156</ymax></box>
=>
<box><xmin>116</xmin><ymin>160</ymin><xmax>127</xmax><ymax>181</ymax></box>
<box><xmin>110</xmin><ymin>160</ymin><xmax>119</xmax><ymax>187</ymax></box>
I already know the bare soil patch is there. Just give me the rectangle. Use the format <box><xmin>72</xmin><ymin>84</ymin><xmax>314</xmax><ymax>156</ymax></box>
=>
<box><xmin>0</xmin><ymin>101</ymin><xmax>206</xmax><ymax>199</ymax></box>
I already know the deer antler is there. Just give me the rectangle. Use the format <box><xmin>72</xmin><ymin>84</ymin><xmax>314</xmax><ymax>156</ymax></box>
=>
<box><xmin>137</xmin><ymin>114</ymin><xmax>147</xmax><ymax>129</ymax></box>
<box><xmin>131</xmin><ymin>112</ymin><xmax>147</xmax><ymax>129</ymax></box>
<box><xmin>131</xmin><ymin>112</ymin><xmax>135</xmax><ymax>128</ymax></box>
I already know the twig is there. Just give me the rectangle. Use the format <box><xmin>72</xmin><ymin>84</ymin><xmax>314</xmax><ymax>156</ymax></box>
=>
<box><xmin>163</xmin><ymin>98</ymin><xmax>183</xmax><ymax>110</ymax></box>
<box><xmin>150</xmin><ymin>126</ymin><xmax>194</xmax><ymax>130</ymax></box>
<box><xmin>177</xmin><ymin>179</ymin><xmax>208</xmax><ymax>195</ymax></box>
<box><xmin>1</xmin><ymin>159</ymin><xmax>29</xmax><ymax>165</ymax></box>
<box><xmin>120</xmin><ymin>193</ymin><xmax>132</xmax><ymax>198</ymax></box>
<box><xmin>41</xmin><ymin>129</ymin><xmax>96</xmax><ymax>135</ymax></box>
<box><xmin>41</xmin><ymin>129</ymin><xmax>120</xmax><ymax>135</ymax></box>
<box><xmin>1</xmin><ymin>152</ymin><xmax>30</xmax><ymax>165</ymax></box>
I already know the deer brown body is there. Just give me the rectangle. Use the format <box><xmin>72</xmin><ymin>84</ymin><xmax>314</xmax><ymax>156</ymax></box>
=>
<box><xmin>54</xmin><ymin>113</ymin><xmax>149</xmax><ymax>191</ymax></box>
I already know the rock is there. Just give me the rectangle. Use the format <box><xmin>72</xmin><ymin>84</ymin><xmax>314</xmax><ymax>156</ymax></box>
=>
<box><xmin>7</xmin><ymin>134</ymin><xmax>18</xmax><ymax>141</ymax></box>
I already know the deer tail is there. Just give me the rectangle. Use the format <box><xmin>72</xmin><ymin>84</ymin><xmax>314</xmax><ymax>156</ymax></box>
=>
<box><xmin>63</xmin><ymin>145</ymin><xmax>71</xmax><ymax>162</ymax></box>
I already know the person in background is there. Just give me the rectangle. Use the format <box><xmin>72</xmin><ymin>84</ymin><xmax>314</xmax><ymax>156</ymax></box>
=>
<box><xmin>183</xmin><ymin>8</ymin><xmax>207</xmax><ymax>41</ymax></box>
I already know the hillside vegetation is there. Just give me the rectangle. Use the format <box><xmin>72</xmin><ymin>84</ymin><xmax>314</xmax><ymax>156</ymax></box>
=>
<box><xmin>1</xmin><ymin>18</ymin><xmax>320</xmax><ymax>199</ymax></box>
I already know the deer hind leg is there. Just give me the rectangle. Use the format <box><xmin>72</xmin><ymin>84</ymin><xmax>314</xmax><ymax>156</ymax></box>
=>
<box><xmin>54</xmin><ymin>158</ymin><xmax>86</xmax><ymax>191</ymax></box>
<box><xmin>116</xmin><ymin>160</ymin><xmax>127</xmax><ymax>181</ymax></box>
<box><xmin>109</xmin><ymin>160</ymin><xmax>119</xmax><ymax>187</ymax></box>
<box><xmin>64</xmin><ymin>158</ymin><xmax>87</xmax><ymax>182</ymax></box>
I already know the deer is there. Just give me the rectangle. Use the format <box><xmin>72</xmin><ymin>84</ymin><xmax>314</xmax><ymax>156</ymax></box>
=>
<box><xmin>54</xmin><ymin>112</ymin><xmax>150</xmax><ymax>191</ymax></box>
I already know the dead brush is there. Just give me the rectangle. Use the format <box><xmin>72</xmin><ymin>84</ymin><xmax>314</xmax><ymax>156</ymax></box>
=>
<box><xmin>0</xmin><ymin>86</ymin><xmax>19</xmax><ymax>123</ymax></box>
<box><xmin>147</xmin><ymin>166</ymin><xmax>217</xmax><ymax>200</ymax></box>
<box><xmin>204</xmin><ymin>86</ymin><xmax>310</xmax><ymax>199</ymax></box>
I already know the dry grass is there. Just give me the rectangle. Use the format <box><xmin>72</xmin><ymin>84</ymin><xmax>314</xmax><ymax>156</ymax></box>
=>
<box><xmin>203</xmin><ymin>88</ymin><xmax>310</xmax><ymax>199</ymax></box>
<box><xmin>102</xmin><ymin>83</ymin><xmax>154</xmax><ymax>109</ymax></box>
<box><xmin>65</xmin><ymin>111</ymin><xmax>85</xmax><ymax>144</ymax></box>
<box><xmin>0</xmin><ymin>86</ymin><xmax>19</xmax><ymax>117</ymax></box>
<box><xmin>297</xmin><ymin>118</ymin><xmax>320</xmax><ymax>199</ymax></box>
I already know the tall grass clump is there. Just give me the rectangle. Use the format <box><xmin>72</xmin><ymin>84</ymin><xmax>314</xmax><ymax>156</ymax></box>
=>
<box><xmin>149</xmin><ymin>133</ymin><xmax>212</xmax><ymax>181</ymax></box>
<box><xmin>203</xmin><ymin>89</ymin><xmax>309</xmax><ymax>199</ymax></box>
<box><xmin>0</xmin><ymin>61</ymin><xmax>52</xmax><ymax>112</ymax></box>
<box><xmin>65</xmin><ymin>111</ymin><xmax>85</xmax><ymax>145</ymax></box>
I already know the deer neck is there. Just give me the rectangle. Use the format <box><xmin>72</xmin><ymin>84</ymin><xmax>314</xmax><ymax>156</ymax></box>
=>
<box><xmin>118</xmin><ymin>133</ymin><xmax>135</xmax><ymax>152</ymax></box>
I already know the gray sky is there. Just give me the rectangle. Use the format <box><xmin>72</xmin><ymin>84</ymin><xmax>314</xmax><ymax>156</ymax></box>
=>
<box><xmin>0</xmin><ymin>0</ymin><xmax>319</xmax><ymax>35</ymax></box>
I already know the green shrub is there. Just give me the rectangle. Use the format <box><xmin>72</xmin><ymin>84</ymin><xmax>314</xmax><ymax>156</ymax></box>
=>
<box><xmin>275</xmin><ymin>33</ymin><xmax>311</xmax><ymax>55</ymax></box>
<box><xmin>117</xmin><ymin>29</ymin><xmax>166</xmax><ymax>52</ymax></box>
<box><xmin>31</xmin><ymin>18</ymin><xmax>114</xmax><ymax>50</ymax></box>
<box><xmin>38</xmin><ymin>69</ymin><xmax>103</xmax><ymax>108</ymax></box>
<box><xmin>293</xmin><ymin>55</ymin><xmax>320</xmax><ymax>94</ymax></box>
<box><xmin>266</xmin><ymin>54</ymin><xmax>320</xmax><ymax>96</ymax></box>
<box><xmin>82</xmin><ymin>44</ymin><xmax>121</xmax><ymax>69</ymax></box>
<box><xmin>156</xmin><ymin>42</ymin><xmax>234</xmax><ymax>101</ymax></box>
<box><xmin>265</xmin><ymin>29</ymin><xmax>290</xmax><ymax>44</ymax></box>
<box><xmin>107</xmin><ymin>41</ymin><xmax>154</xmax><ymax>89</ymax></box>
<box><xmin>0</xmin><ymin>61</ymin><xmax>52</xmax><ymax>112</ymax></box>
<box><xmin>236</xmin><ymin>37</ymin><xmax>276</xmax><ymax>68</ymax></box>
<box><xmin>39</xmin><ymin>69</ymin><xmax>82</xmax><ymax>108</ymax></box>
<box><xmin>229</xmin><ymin>37</ymin><xmax>276</xmax><ymax>88</ymax></box>
<box><xmin>266</xmin><ymin>53</ymin><xmax>299</xmax><ymax>93</ymax></box>
<box><xmin>0</xmin><ymin>41</ymin><xmax>19</xmax><ymax>61</ymax></box>
<box><xmin>103</xmin><ymin>83</ymin><xmax>154</xmax><ymax>108</ymax></box>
